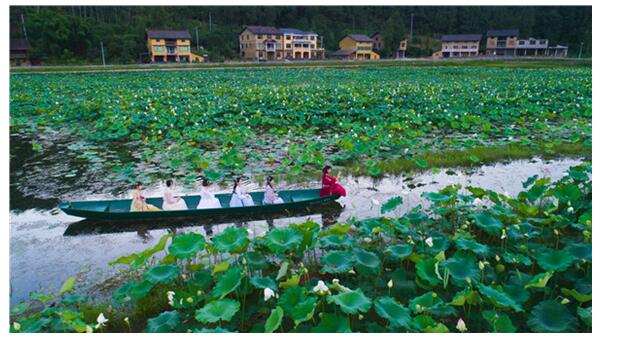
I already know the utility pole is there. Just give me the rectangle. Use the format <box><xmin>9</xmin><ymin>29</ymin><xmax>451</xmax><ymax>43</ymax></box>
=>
<box><xmin>209</xmin><ymin>11</ymin><xmax>212</xmax><ymax>32</ymax></box>
<box><xmin>195</xmin><ymin>27</ymin><xmax>199</xmax><ymax>49</ymax></box>
<box><xmin>578</xmin><ymin>42</ymin><xmax>584</xmax><ymax>59</ymax></box>
<box><xmin>100</xmin><ymin>41</ymin><xmax>106</xmax><ymax>67</ymax></box>
<box><xmin>21</xmin><ymin>13</ymin><xmax>28</xmax><ymax>40</ymax></box>
<box><xmin>409</xmin><ymin>12</ymin><xmax>414</xmax><ymax>43</ymax></box>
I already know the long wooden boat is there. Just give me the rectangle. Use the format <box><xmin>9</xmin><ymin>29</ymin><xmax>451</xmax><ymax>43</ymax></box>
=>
<box><xmin>58</xmin><ymin>188</ymin><xmax>340</xmax><ymax>221</ymax></box>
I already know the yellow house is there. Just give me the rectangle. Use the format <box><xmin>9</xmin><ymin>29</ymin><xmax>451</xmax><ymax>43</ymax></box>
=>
<box><xmin>332</xmin><ymin>34</ymin><xmax>380</xmax><ymax>60</ymax></box>
<box><xmin>146</xmin><ymin>29</ymin><xmax>193</xmax><ymax>63</ymax></box>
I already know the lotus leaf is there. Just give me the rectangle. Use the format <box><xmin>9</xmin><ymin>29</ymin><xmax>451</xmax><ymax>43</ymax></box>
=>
<box><xmin>211</xmin><ymin>266</ymin><xmax>242</xmax><ymax>299</ymax></box>
<box><xmin>250</xmin><ymin>276</ymin><xmax>278</xmax><ymax>292</ymax></box>
<box><xmin>144</xmin><ymin>264</ymin><xmax>180</xmax><ymax>284</ymax></box>
<box><xmin>561</xmin><ymin>288</ymin><xmax>592</xmax><ymax>303</ymax></box>
<box><xmin>278</xmin><ymin>286</ymin><xmax>307</xmax><ymax>315</ymax></box>
<box><xmin>311</xmin><ymin>313</ymin><xmax>351</xmax><ymax>333</ymax></box>
<box><xmin>415</xmin><ymin>258</ymin><xmax>440</xmax><ymax>287</ymax></box>
<box><xmin>374</xmin><ymin>296</ymin><xmax>412</xmax><ymax>329</ymax></box>
<box><xmin>385</xmin><ymin>244</ymin><xmax>413</xmax><ymax>259</ymax></box>
<box><xmin>455</xmin><ymin>237</ymin><xmax>491</xmax><ymax>257</ymax></box>
<box><xmin>353</xmin><ymin>248</ymin><xmax>381</xmax><ymax>274</ymax></box>
<box><xmin>264</xmin><ymin>306</ymin><xmax>283</xmax><ymax>333</ymax></box>
<box><xmin>477</xmin><ymin>284</ymin><xmax>522</xmax><ymax>312</ymax></box>
<box><xmin>320</xmin><ymin>250</ymin><xmax>354</xmax><ymax>274</ymax></box>
<box><xmin>264</xmin><ymin>227</ymin><xmax>304</xmax><ymax>254</ymax></box>
<box><xmin>469</xmin><ymin>212</ymin><xmax>504</xmax><ymax>236</ymax></box>
<box><xmin>168</xmin><ymin>232</ymin><xmax>205</xmax><ymax>259</ymax></box>
<box><xmin>319</xmin><ymin>234</ymin><xmax>354</xmax><ymax>248</ymax></box>
<box><xmin>243</xmin><ymin>251</ymin><xmax>269</xmax><ymax>269</ymax></box>
<box><xmin>527</xmin><ymin>300</ymin><xmax>577</xmax><ymax>332</ymax></box>
<box><xmin>577</xmin><ymin>306</ymin><xmax>591</xmax><ymax>327</ymax></box>
<box><xmin>535</xmin><ymin>248</ymin><xmax>575</xmax><ymax>272</ymax></box>
<box><xmin>482</xmin><ymin>310</ymin><xmax>517</xmax><ymax>332</ymax></box>
<box><xmin>211</xmin><ymin>227</ymin><xmax>249</xmax><ymax>254</ymax></box>
<box><xmin>409</xmin><ymin>292</ymin><xmax>442</xmax><ymax>313</ymax></box>
<box><xmin>525</xmin><ymin>272</ymin><xmax>554</xmax><ymax>288</ymax></box>
<box><xmin>381</xmin><ymin>196</ymin><xmax>403</xmax><ymax>214</ymax></box>
<box><xmin>327</xmin><ymin>288</ymin><xmax>372</xmax><ymax>314</ymax></box>
<box><xmin>442</xmin><ymin>252</ymin><xmax>480</xmax><ymax>285</ymax></box>
<box><xmin>145</xmin><ymin>311</ymin><xmax>180</xmax><ymax>333</ymax></box>
<box><xmin>291</xmin><ymin>297</ymin><xmax>318</xmax><ymax>326</ymax></box>
<box><xmin>196</xmin><ymin>299</ymin><xmax>241</xmax><ymax>324</ymax></box>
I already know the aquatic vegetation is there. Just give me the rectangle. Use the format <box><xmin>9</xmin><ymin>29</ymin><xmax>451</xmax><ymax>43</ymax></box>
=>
<box><xmin>10</xmin><ymin>65</ymin><xmax>591</xmax><ymax>185</ymax></box>
<box><xmin>9</xmin><ymin>163</ymin><xmax>591</xmax><ymax>332</ymax></box>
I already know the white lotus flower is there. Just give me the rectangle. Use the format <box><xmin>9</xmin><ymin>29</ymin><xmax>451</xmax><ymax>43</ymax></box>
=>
<box><xmin>12</xmin><ymin>322</ymin><xmax>20</xmax><ymax>331</ymax></box>
<box><xmin>456</xmin><ymin>318</ymin><xmax>467</xmax><ymax>332</ymax></box>
<box><xmin>264</xmin><ymin>288</ymin><xmax>275</xmax><ymax>302</ymax></box>
<box><xmin>95</xmin><ymin>313</ymin><xmax>108</xmax><ymax>329</ymax></box>
<box><xmin>371</xmin><ymin>198</ymin><xmax>380</xmax><ymax>206</ymax></box>
<box><xmin>167</xmin><ymin>291</ymin><xmax>175</xmax><ymax>306</ymax></box>
<box><xmin>387</xmin><ymin>279</ymin><xmax>393</xmax><ymax>288</ymax></box>
<box><xmin>425</xmin><ymin>237</ymin><xmax>434</xmax><ymax>247</ymax></box>
<box><xmin>313</xmin><ymin>280</ymin><xmax>330</xmax><ymax>295</ymax></box>
<box><xmin>473</xmin><ymin>198</ymin><xmax>483</xmax><ymax>207</ymax></box>
<box><xmin>124</xmin><ymin>317</ymin><xmax>130</xmax><ymax>324</ymax></box>
<box><xmin>567</xmin><ymin>207</ymin><xmax>574</xmax><ymax>213</ymax></box>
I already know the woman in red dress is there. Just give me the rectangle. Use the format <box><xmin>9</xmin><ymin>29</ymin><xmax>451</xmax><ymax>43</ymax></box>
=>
<box><xmin>320</xmin><ymin>165</ymin><xmax>347</xmax><ymax>197</ymax></box>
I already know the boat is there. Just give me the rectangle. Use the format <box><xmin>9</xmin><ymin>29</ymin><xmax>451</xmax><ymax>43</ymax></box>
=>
<box><xmin>58</xmin><ymin>188</ymin><xmax>340</xmax><ymax>221</ymax></box>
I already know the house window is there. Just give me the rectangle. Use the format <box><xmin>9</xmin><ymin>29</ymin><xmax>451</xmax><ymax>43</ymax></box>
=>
<box><xmin>471</xmin><ymin>44</ymin><xmax>477</xmax><ymax>49</ymax></box>
<box><xmin>258</xmin><ymin>35</ymin><xmax>263</xmax><ymax>39</ymax></box>
<box><xmin>286</xmin><ymin>44</ymin><xmax>291</xmax><ymax>49</ymax></box>
<box><xmin>539</xmin><ymin>40</ymin><xmax>547</xmax><ymax>44</ymax></box>
<box><xmin>286</xmin><ymin>35</ymin><xmax>291</xmax><ymax>40</ymax></box>
<box><xmin>462</xmin><ymin>44</ymin><xmax>468</xmax><ymax>49</ymax></box>
<box><xmin>258</xmin><ymin>43</ymin><xmax>263</xmax><ymax>49</ymax></box>
<box><xmin>310</xmin><ymin>36</ymin><xmax>315</xmax><ymax>40</ymax></box>
<box><xmin>157</xmin><ymin>39</ymin><xmax>161</xmax><ymax>42</ymax></box>
<box><xmin>182</xmin><ymin>39</ymin><xmax>186</xmax><ymax>42</ymax></box>
<box><xmin>179</xmin><ymin>46</ymin><xmax>189</xmax><ymax>53</ymax></box>
<box><xmin>453</xmin><ymin>45</ymin><xmax>459</xmax><ymax>49</ymax></box>
<box><xmin>153</xmin><ymin>46</ymin><xmax>165</xmax><ymax>53</ymax></box>
<box><xmin>519</xmin><ymin>41</ymin><xmax>525</xmax><ymax>45</ymax></box>
<box><xmin>310</xmin><ymin>44</ymin><xmax>315</xmax><ymax>48</ymax></box>
<box><xmin>530</xmin><ymin>40</ymin><xmax>536</xmax><ymax>45</ymax></box>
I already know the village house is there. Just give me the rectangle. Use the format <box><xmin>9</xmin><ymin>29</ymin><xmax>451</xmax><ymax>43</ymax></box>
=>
<box><xmin>146</xmin><ymin>30</ymin><xmax>204</xmax><ymax>63</ymax></box>
<box><xmin>10</xmin><ymin>38</ymin><xmax>32</xmax><ymax>66</ymax></box>
<box><xmin>332</xmin><ymin>34</ymin><xmax>380</xmax><ymax>60</ymax></box>
<box><xmin>396</xmin><ymin>38</ymin><xmax>409</xmax><ymax>58</ymax></box>
<box><xmin>371</xmin><ymin>32</ymin><xmax>385</xmax><ymax>52</ymax></box>
<box><xmin>280</xmin><ymin>28</ymin><xmax>325</xmax><ymax>60</ymax></box>
<box><xmin>440</xmin><ymin>34</ymin><xmax>482</xmax><ymax>57</ymax></box>
<box><xmin>515</xmin><ymin>37</ymin><xmax>549</xmax><ymax>56</ymax></box>
<box><xmin>485</xmin><ymin>29</ymin><xmax>519</xmax><ymax>56</ymax></box>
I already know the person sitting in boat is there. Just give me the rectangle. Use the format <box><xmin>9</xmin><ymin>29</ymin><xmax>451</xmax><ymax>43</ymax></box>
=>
<box><xmin>263</xmin><ymin>176</ymin><xmax>284</xmax><ymax>204</ymax></box>
<box><xmin>162</xmin><ymin>179</ymin><xmax>188</xmax><ymax>210</ymax></box>
<box><xmin>196</xmin><ymin>178</ymin><xmax>222</xmax><ymax>209</ymax></box>
<box><xmin>320</xmin><ymin>165</ymin><xmax>347</xmax><ymax>197</ymax></box>
<box><xmin>229</xmin><ymin>177</ymin><xmax>255</xmax><ymax>207</ymax></box>
<box><xmin>130</xmin><ymin>181</ymin><xmax>160</xmax><ymax>211</ymax></box>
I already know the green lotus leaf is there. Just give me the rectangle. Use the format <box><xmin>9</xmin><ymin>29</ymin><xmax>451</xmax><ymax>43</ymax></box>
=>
<box><xmin>442</xmin><ymin>251</ymin><xmax>480</xmax><ymax>285</ymax></box>
<box><xmin>211</xmin><ymin>227</ymin><xmax>249</xmax><ymax>254</ymax></box>
<box><xmin>244</xmin><ymin>251</ymin><xmax>269</xmax><ymax>269</ymax></box>
<box><xmin>567</xmin><ymin>242</ymin><xmax>592</xmax><ymax>261</ymax></box>
<box><xmin>577</xmin><ymin>306</ymin><xmax>592</xmax><ymax>327</ymax></box>
<box><xmin>264</xmin><ymin>306</ymin><xmax>284</xmax><ymax>333</ymax></box>
<box><xmin>535</xmin><ymin>248</ymin><xmax>575</xmax><ymax>272</ymax></box>
<box><xmin>415</xmin><ymin>158</ymin><xmax>429</xmax><ymax>169</ymax></box>
<box><xmin>469</xmin><ymin>212</ymin><xmax>504</xmax><ymax>236</ymax></box>
<box><xmin>130</xmin><ymin>279</ymin><xmax>154</xmax><ymax>300</ymax></box>
<box><xmin>212</xmin><ymin>265</ymin><xmax>242</xmax><ymax>299</ymax></box>
<box><xmin>477</xmin><ymin>284</ymin><xmax>522</xmax><ymax>312</ymax></box>
<box><xmin>320</xmin><ymin>250</ymin><xmax>354</xmax><ymax>274</ymax></box>
<box><xmin>527</xmin><ymin>300</ymin><xmax>577</xmax><ymax>332</ymax></box>
<box><xmin>385</xmin><ymin>244</ymin><xmax>413</xmax><ymax>259</ymax></box>
<box><xmin>264</xmin><ymin>227</ymin><xmax>304</xmax><ymax>254</ymax></box>
<box><xmin>353</xmin><ymin>248</ymin><xmax>381</xmax><ymax>274</ymax></box>
<box><xmin>409</xmin><ymin>292</ymin><xmax>442</xmax><ymax>313</ymax></box>
<box><xmin>59</xmin><ymin>277</ymin><xmax>76</xmax><ymax>295</ymax></box>
<box><xmin>374</xmin><ymin>296</ymin><xmax>412</xmax><ymax>329</ymax></box>
<box><xmin>278</xmin><ymin>286</ymin><xmax>307</xmax><ymax>315</ymax></box>
<box><xmin>455</xmin><ymin>237</ymin><xmax>491</xmax><ymax>257</ymax></box>
<box><xmin>327</xmin><ymin>288</ymin><xmax>372</xmax><ymax>314</ymax></box>
<box><xmin>424</xmin><ymin>323</ymin><xmax>449</xmax><ymax>333</ymax></box>
<box><xmin>561</xmin><ymin>288</ymin><xmax>592</xmax><ymax>303</ymax></box>
<box><xmin>112</xmin><ymin>281</ymin><xmax>134</xmax><ymax>303</ymax></box>
<box><xmin>188</xmin><ymin>270</ymin><xmax>213</xmax><ymax>290</ymax></box>
<box><xmin>552</xmin><ymin>183</ymin><xmax>582</xmax><ymax>203</ymax></box>
<box><xmin>390</xmin><ymin>268</ymin><xmax>417</xmax><ymax>301</ymax></box>
<box><xmin>402</xmin><ymin>210</ymin><xmax>429</xmax><ymax>225</ymax></box>
<box><xmin>250</xmin><ymin>276</ymin><xmax>278</xmax><ymax>292</ymax></box>
<box><xmin>145</xmin><ymin>310</ymin><xmax>180</xmax><ymax>333</ymax></box>
<box><xmin>319</xmin><ymin>234</ymin><xmax>354</xmax><ymax>248</ymax></box>
<box><xmin>503</xmin><ymin>283</ymin><xmax>529</xmax><ymax>305</ymax></box>
<box><xmin>381</xmin><ymin>196</ymin><xmax>403</xmax><ymax>214</ymax></box>
<box><xmin>411</xmin><ymin>314</ymin><xmax>436</xmax><ymax>331</ymax></box>
<box><xmin>196</xmin><ymin>299</ymin><xmax>241</xmax><ymax>323</ymax></box>
<box><xmin>502</xmin><ymin>252</ymin><xmax>532</xmax><ymax>266</ymax></box>
<box><xmin>279</xmin><ymin>274</ymin><xmax>301</xmax><ymax>289</ymax></box>
<box><xmin>168</xmin><ymin>232</ymin><xmax>205</xmax><ymax>259</ymax></box>
<box><xmin>144</xmin><ymin>264</ymin><xmax>180</xmax><ymax>284</ymax></box>
<box><xmin>311</xmin><ymin>313</ymin><xmax>351</xmax><ymax>333</ymax></box>
<box><xmin>195</xmin><ymin>327</ymin><xmax>232</xmax><ymax>333</ymax></box>
<box><xmin>290</xmin><ymin>220</ymin><xmax>320</xmax><ymax>250</ymax></box>
<box><xmin>422</xmin><ymin>192</ymin><xmax>452</xmax><ymax>203</ymax></box>
<box><xmin>415</xmin><ymin>258</ymin><xmax>440</xmax><ymax>287</ymax></box>
<box><xmin>525</xmin><ymin>271</ymin><xmax>554</xmax><ymax>288</ymax></box>
<box><xmin>482</xmin><ymin>310</ymin><xmax>517</xmax><ymax>332</ymax></box>
<box><xmin>291</xmin><ymin>297</ymin><xmax>318</xmax><ymax>326</ymax></box>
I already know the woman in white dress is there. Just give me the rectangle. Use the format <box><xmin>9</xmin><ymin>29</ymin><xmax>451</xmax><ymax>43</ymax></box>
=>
<box><xmin>196</xmin><ymin>178</ymin><xmax>222</xmax><ymax>209</ymax></box>
<box><xmin>229</xmin><ymin>177</ymin><xmax>255</xmax><ymax>207</ymax></box>
<box><xmin>162</xmin><ymin>179</ymin><xmax>188</xmax><ymax>210</ymax></box>
<box><xmin>263</xmin><ymin>176</ymin><xmax>284</xmax><ymax>204</ymax></box>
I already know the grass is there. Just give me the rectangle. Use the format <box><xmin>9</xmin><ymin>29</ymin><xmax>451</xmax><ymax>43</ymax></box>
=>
<box><xmin>341</xmin><ymin>141</ymin><xmax>591</xmax><ymax>177</ymax></box>
<box><xmin>10</xmin><ymin>57</ymin><xmax>591</xmax><ymax>74</ymax></box>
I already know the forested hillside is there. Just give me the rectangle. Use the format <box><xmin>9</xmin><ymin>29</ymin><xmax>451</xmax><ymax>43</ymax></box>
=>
<box><xmin>10</xmin><ymin>6</ymin><xmax>591</xmax><ymax>64</ymax></box>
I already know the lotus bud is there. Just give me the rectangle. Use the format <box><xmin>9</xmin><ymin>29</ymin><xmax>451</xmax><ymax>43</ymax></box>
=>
<box><xmin>567</xmin><ymin>207</ymin><xmax>574</xmax><ymax>213</ymax></box>
<box><xmin>187</xmin><ymin>297</ymin><xmax>194</xmax><ymax>304</ymax></box>
<box><xmin>415</xmin><ymin>304</ymin><xmax>422</xmax><ymax>311</ymax></box>
<box><xmin>242</xmin><ymin>258</ymin><xmax>247</xmax><ymax>265</ymax></box>
<box><xmin>387</xmin><ymin>279</ymin><xmax>393</xmax><ymax>288</ymax></box>
<box><xmin>478</xmin><ymin>261</ymin><xmax>485</xmax><ymax>271</ymax></box>
<box><xmin>514</xmin><ymin>224</ymin><xmax>521</xmax><ymax>230</ymax></box>
<box><xmin>264</xmin><ymin>288</ymin><xmax>275</xmax><ymax>302</ymax></box>
<box><xmin>197</xmin><ymin>290</ymin><xmax>203</xmax><ymax>296</ymax></box>
<box><xmin>495</xmin><ymin>254</ymin><xmax>500</xmax><ymax>262</ymax></box>
<box><xmin>496</xmin><ymin>264</ymin><xmax>505</xmax><ymax>273</ymax></box>
<box><xmin>466</xmin><ymin>277</ymin><xmax>472</xmax><ymax>284</ymax></box>
<box><xmin>561</xmin><ymin>298</ymin><xmax>570</xmax><ymax>305</ymax></box>
<box><xmin>364</xmin><ymin>237</ymin><xmax>372</xmax><ymax>243</ymax></box>
<box><xmin>86</xmin><ymin>325</ymin><xmax>93</xmax><ymax>333</ymax></box>
<box><xmin>554</xmin><ymin>229</ymin><xmax>560</xmax><ymax>236</ymax></box>
<box><xmin>500</xmin><ymin>229</ymin><xmax>507</xmax><ymax>240</ymax></box>
<box><xmin>456</xmin><ymin>318</ymin><xmax>467</xmax><ymax>332</ymax></box>
<box><xmin>348</xmin><ymin>269</ymin><xmax>356</xmax><ymax>275</ymax></box>
<box><xmin>425</xmin><ymin>237</ymin><xmax>434</xmax><ymax>247</ymax></box>
<box><xmin>124</xmin><ymin>317</ymin><xmax>130</xmax><ymax>325</ymax></box>
<box><xmin>13</xmin><ymin>322</ymin><xmax>20</xmax><ymax>331</ymax></box>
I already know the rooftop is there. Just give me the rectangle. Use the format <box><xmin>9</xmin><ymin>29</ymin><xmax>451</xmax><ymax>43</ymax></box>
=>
<box><xmin>441</xmin><ymin>34</ymin><xmax>482</xmax><ymax>42</ymax></box>
<box><xmin>146</xmin><ymin>30</ymin><xmax>192</xmax><ymax>40</ymax></box>
<box><xmin>486</xmin><ymin>29</ymin><xmax>520</xmax><ymax>37</ymax></box>
<box><xmin>345</xmin><ymin>34</ymin><xmax>374</xmax><ymax>43</ymax></box>
<box><xmin>242</xmin><ymin>25</ymin><xmax>282</xmax><ymax>35</ymax></box>
<box><xmin>280</xmin><ymin>28</ymin><xmax>316</xmax><ymax>35</ymax></box>
<box><xmin>10</xmin><ymin>38</ymin><xmax>32</xmax><ymax>50</ymax></box>
<box><xmin>331</xmin><ymin>49</ymin><xmax>356</xmax><ymax>56</ymax></box>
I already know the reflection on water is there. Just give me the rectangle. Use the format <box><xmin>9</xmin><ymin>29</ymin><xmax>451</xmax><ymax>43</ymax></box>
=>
<box><xmin>9</xmin><ymin>156</ymin><xmax>584</xmax><ymax>304</ymax></box>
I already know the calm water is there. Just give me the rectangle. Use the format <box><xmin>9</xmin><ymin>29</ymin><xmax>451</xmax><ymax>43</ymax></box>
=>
<box><xmin>9</xmin><ymin>145</ymin><xmax>584</xmax><ymax>304</ymax></box>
